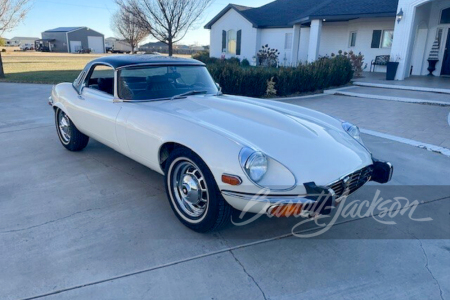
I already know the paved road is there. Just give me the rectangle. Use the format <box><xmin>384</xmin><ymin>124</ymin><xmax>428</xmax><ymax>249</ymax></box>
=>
<box><xmin>0</xmin><ymin>83</ymin><xmax>449</xmax><ymax>300</ymax></box>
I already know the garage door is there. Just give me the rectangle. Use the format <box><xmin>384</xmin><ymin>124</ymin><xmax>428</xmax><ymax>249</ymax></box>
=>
<box><xmin>88</xmin><ymin>36</ymin><xmax>104</xmax><ymax>53</ymax></box>
<box><xmin>70</xmin><ymin>41</ymin><xmax>82</xmax><ymax>53</ymax></box>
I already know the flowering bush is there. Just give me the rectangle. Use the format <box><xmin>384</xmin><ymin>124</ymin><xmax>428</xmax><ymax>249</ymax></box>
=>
<box><xmin>257</xmin><ymin>45</ymin><xmax>280</xmax><ymax>67</ymax></box>
<box><xmin>332</xmin><ymin>50</ymin><xmax>366</xmax><ymax>77</ymax></box>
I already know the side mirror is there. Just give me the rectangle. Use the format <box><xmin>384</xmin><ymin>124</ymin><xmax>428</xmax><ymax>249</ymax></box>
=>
<box><xmin>215</xmin><ymin>82</ymin><xmax>222</xmax><ymax>92</ymax></box>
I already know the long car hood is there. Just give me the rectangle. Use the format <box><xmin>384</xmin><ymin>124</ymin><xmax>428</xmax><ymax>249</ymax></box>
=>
<box><xmin>147</xmin><ymin>95</ymin><xmax>372</xmax><ymax>185</ymax></box>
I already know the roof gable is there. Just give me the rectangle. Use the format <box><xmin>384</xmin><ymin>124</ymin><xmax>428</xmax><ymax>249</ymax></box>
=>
<box><xmin>204</xmin><ymin>4</ymin><xmax>255</xmax><ymax>29</ymax></box>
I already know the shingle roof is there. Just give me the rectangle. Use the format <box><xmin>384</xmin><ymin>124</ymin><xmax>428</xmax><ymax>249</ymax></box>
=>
<box><xmin>44</xmin><ymin>27</ymin><xmax>84</xmax><ymax>32</ymax></box>
<box><xmin>303</xmin><ymin>0</ymin><xmax>399</xmax><ymax>21</ymax></box>
<box><xmin>205</xmin><ymin>0</ymin><xmax>399</xmax><ymax>29</ymax></box>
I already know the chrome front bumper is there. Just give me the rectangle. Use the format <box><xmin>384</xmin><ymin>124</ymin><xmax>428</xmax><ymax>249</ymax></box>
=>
<box><xmin>222</xmin><ymin>182</ymin><xmax>336</xmax><ymax>216</ymax></box>
<box><xmin>222</xmin><ymin>159</ymin><xmax>393</xmax><ymax>216</ymax></box>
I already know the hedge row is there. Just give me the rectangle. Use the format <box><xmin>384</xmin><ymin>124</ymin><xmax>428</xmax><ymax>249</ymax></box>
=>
<box><xmin>203</xmin><ymin>57</ymin><xmax>353</xmax><ymax>98</ymax></box>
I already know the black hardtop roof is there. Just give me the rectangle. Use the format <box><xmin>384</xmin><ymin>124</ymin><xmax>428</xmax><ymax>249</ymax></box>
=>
<box><xmin>88</xmin><ymin>55</ymin><xmax>205</xmax><ymax>69</ymax></box>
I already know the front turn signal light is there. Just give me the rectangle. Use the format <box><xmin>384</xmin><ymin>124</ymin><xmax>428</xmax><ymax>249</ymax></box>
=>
<box><xmin>222</xmin><ymin>174</ymin><xmax>242</xmax><ymax>186</ymax></box>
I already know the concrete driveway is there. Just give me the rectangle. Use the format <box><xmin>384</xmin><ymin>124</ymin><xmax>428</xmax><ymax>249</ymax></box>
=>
<box><xmin>0</xmin><ymin>82</ymin><xmax>449</xmax><ymax>300</ymax></box>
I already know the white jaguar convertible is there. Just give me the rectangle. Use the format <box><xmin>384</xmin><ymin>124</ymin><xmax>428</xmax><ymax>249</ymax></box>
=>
<box><xmin>49</xmin><ymin>55</ymin><xmax>393</xmax><ymax>232</ymax></box>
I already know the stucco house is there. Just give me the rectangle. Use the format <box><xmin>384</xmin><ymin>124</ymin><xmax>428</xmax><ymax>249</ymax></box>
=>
<box><xmin>205</xmin><ymin>0</ymin><xmax>450</xmax><ymax>80</ymax></box>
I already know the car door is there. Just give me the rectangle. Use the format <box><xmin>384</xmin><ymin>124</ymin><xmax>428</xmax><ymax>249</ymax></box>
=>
<box><xmin>69</xmin><ymin>64</ymin><xmax>122</xmax><ymax>149</ymax></box>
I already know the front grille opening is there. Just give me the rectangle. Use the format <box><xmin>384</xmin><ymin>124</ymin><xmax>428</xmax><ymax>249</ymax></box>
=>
<box><xmin>328</xmin><ymin>166</ymin><xmax>373</xmax><ymax>198</ymax></box>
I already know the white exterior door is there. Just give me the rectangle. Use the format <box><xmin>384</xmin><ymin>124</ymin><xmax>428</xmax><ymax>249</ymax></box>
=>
<box><xmin>70</xmin><ymin>41</ymin><xmax>82</xmax><ymax>53</ymax></box>
<box><xmin>88</xmin><ymin>36</ymin><xmax>104</xmax><ymax>53</ymax></box>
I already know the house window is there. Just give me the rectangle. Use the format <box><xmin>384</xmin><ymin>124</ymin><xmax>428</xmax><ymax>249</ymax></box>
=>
<box><xmin>284</xmin><ymin>33</ymin><xmax>293</xmax><ymax>50</ymax></box>
<box><xmin>349</xmin><ymin>31</ymin><xmax>357</xmax><ymax>47</ymax></box>
<box><xmin>371</xmin><ymin>30</ymin><xmax>394</xmax><ymax>49</ymax></box>
<box><xmin>381</xmin><ymin>30</ymin><xmax>394</xmax><ymax>48</ymax></box>
<box><xmin>227</xmin><ymin>30</ymin><xmax>236</xmax><ymax>55</ymax></box>
<box><xmin>441</xmin><ymin>7</ymin><xmax>450</xmax><ymax>24</ymax></box>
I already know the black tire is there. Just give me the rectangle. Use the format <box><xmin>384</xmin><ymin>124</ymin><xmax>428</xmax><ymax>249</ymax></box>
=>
<box><xmin>55</xmin><ymin>108</ymin><xmax>89</xmax><ymax>151</ymax></box>
<box><xmin>164</xmin><ymin>147</ymin><xmax>232</xmax><ymax>232</ymax></box>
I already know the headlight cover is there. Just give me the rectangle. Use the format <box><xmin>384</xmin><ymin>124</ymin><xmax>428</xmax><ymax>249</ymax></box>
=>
<box><xmin>239</xmin><ymin>147</ymin><xmax>296</xmax><ymax>190</ymax></box>
<box><xmin>342</xmin><ymin>121</ymin><xmax>364</xmax><ymax>146</ymax></box>
<box><xmin>244</xmin><ymin>151</ymin><xmax>268</xmax><ymax>182</ymax></box>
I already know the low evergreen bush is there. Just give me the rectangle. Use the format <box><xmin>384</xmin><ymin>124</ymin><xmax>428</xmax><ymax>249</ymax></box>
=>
<box><xmin>206</xmin><ymin>55</ymin><xmax>353</xmax><ymax>98</ymax></box>
<box><xmin>241</xmin><ymin>58</ymin><xmax>250</xmax><ymax>67</ymax></box>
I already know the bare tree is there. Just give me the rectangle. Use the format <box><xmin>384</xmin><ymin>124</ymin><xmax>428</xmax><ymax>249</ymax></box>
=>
<box><xmin>111</xmin><ymin>8</ymin><xmax>149</xmax><ymax>54</ymax></box>
<box><xmin>0</xmin><ymin>0</ymin><xmax>31</xmax><ymax>78</ymax></box>
<box><xmin>117</xmin><ymin>0</ymin><xmax>211</xmax><ymax>56</ymax></box>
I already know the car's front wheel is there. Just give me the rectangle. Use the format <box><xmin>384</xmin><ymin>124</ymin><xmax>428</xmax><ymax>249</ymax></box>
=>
<box><xmin>165</xmin><ymin>147</ymin><xmax>232</xmax><ymax>232</ymax></box>
<box><xmin>55</xmin><ymin>108</ymin><xmax>89</xmax><ymax>151</ymax></box>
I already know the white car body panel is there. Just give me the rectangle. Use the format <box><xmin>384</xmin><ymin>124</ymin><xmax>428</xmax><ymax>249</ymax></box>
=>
<box><xmin>50</xmin><ymin>56</ymin><xmax>379</xmax><ymax>214</ymax></box>
<box><xmin>52</xmin><ymin>81</ymin><xmax>373</xmax><ymax>214</ymax></box>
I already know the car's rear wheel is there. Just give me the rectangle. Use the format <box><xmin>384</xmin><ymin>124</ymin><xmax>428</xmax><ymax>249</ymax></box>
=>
<box><xmin>55</xmin><ymin>108</ymin><xmax>89</xmax><ymax>151</ymax></box>
<box><xmin>165</xmin><ymin>147</ymin><xmax>232</xmax><ymax>232</ymax></box>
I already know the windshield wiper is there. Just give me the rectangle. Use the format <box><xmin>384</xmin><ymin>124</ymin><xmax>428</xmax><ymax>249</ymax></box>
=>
<box><xmin>171</xmin><ymin>90</ymin><xmax>208</xmax><ymax>100</ymax></box>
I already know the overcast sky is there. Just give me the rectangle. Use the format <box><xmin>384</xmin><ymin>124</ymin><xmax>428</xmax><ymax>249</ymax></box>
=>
<box><xmin>5</xmin><ymin>0</ymin><xmax>273</xmax><ymax>45</ymax></box>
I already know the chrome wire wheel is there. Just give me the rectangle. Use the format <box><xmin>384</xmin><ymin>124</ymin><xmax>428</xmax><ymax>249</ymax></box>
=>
<box><xmin>57</xmin><ymin>110</ymin><xmax>71</xmax><ymax>144</ymax></box>
<box><xmin>171</xmin><ymin>159</ymin><xmax>209</xmax><ymax>219</ymax></box>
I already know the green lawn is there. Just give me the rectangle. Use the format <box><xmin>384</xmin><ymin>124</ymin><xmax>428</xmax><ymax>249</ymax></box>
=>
<box><xmin>0</xmin><ymin>54</ymin><xmax>102</xmax><ymax>84</ymax></box>
<box><xmin>0</xmin><ymin>52</ymin><xmax>191</xmax><ymax>85</ymax></box>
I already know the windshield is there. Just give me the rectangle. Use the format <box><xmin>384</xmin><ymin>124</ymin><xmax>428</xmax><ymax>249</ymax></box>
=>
<box><xmin>118</xmin><ymin>65</ymin><xmax>218</xmax><ymax>100</ymax></box>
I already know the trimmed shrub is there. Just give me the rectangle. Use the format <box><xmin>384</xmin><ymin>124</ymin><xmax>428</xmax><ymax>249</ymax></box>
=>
<box><xmin>241</xmin><ymin>58</ymin><xmax>250</xmax><ymax>67</ymax></box>
<box><xmin>332</xmin><ymin>50</ymin><xmax>366</xmax><ymax>77</ymax></box>
<box><xmin>192</xmin><ymin>50</ymin><xmax>209</xmax><ymax>62</ymax></box>
<box><xmin>227</xmin><ymin>57</ymin><xmax>241</xmax><ymax>66</ymax></box>
<box><xmin>207</xmin><ymin>55</ymin><xmax>353</xmax><ymax>98</ymax></box>
<box><xmin>192</xmin><ymin>50</ymin><xmax>221</xmax><ymax>65</ymax></box>
<box><xmin>192</xmin><ymin>51</ymin><xmax>242</xmax><ymax>66</ymax></box>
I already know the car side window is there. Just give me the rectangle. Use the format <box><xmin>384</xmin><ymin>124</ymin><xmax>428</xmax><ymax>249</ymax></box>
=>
<box><xmin>74</xmin><ymin>71</ymin><xmax>86</xmax><ymax>87</ymax></box>
<box><xmin>84</xmin><ymin>65</ymin><xmax>115</xmax><ymax>96</ymax></box>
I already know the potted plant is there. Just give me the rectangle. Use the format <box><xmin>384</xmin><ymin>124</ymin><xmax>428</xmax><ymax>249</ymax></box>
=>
<box><xmin>386</xmin><ymin>55</ymin><xmax>400</xmax><ymax>80</ymax></box>
<box><xmin>427</xmin><ymin>37</ymin><xmax>440</xmax><ymax>76</ymax></box>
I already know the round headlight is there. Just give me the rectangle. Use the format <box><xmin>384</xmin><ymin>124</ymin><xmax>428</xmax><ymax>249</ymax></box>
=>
<box><xmin>245</xmin><ymin>152</ymin><xmax>268</xmax><ymax>183</ymax></box>
<box><xmin>342</xmin><ymin>121</ymin><xmax>364</xmax><ymax>145</ymax></box>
